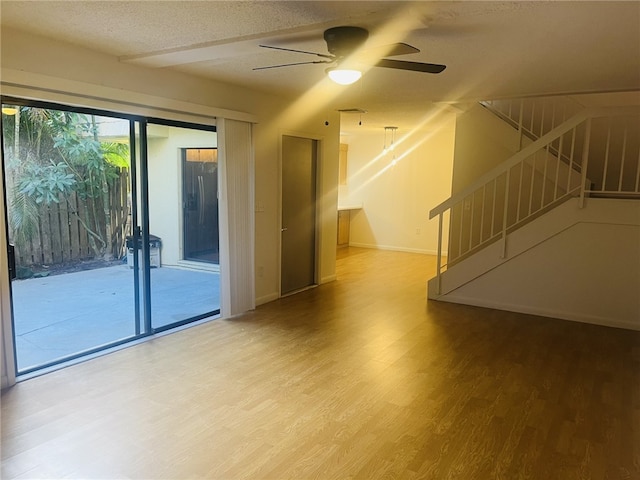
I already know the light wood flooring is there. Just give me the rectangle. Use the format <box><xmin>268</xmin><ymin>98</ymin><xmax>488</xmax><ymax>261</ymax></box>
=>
<box><xmin>1</xmin><ymin>247</ymin><xmax>639</xmax><ymax>479</ymax></box>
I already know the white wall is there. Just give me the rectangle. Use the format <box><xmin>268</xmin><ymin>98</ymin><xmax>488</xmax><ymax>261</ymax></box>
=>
<box><xmin>441</xmin><ymin>200</ymin><xmax>640</xmax><ymax>330</ymax></box>
<box><xmin>252</xmin><ymin>103</ymin><xmax>340</xmax><ymax>304</ymax></box>
<box><xmin>146</xmin><ymin>126</ymin><xmax>217</xmax><ymax>267</ymax></box>
<box><xmin>451</xmin><ymin>103</ymin><xmax>521</xmax><ymax>194</ymax></box>
<box><xmin>436</xmin><ymin>102</ymin><xmax>640</xmax><ymax>330</ymax></box>
<box><xmin>339</xmin><ymin>114</ymin><xmax>456</xmax><ymax>255</ymax></box>
<box><xmin>0</xmin><ymin>27</ymin><xmax>341</xmax><ymax>384</ymax></box>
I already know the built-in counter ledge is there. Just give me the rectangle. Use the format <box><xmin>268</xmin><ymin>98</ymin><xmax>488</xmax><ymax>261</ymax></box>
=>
<box><xmin>337</xmin><ymin>204</ymin><xmax>363</xmax><ymax>211</ymax></box>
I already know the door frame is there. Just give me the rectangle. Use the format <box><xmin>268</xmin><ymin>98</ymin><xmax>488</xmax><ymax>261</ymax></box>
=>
<box><xmin>0</xmin><ymin>97</ymin><xmax>149</xmax><ymax>376</ymax></box>
<box><xmin>278</xmin><ymin>131</ymin><xmax>323</xmax><ymax>297</ymax></box>
<box><xmin>0</xmin><ymin>97</ymin><xmax>221</xmax><ymax>378</ymax></box>
<box><xmin>0</xmin><ymin>114</ymin><xmax>16</xmax><ymax>388</ymax></box>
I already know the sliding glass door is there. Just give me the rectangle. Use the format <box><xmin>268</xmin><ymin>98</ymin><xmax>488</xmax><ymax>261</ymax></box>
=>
<box><xmin>144</xmin><ymin>121</ymin><xmax>220</xmax><ymax>331</ymax></box>
<box><xmin>1</xmin><ymin>102</ymin><xmax>142</xmax><ymax>372</ymax></box>
<box><xmin>1</xmin><ymin>98</ymin><xmax>220</xmax><ymax>374</ymax></box>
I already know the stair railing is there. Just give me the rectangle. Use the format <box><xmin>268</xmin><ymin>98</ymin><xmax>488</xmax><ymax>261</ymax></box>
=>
<box><xmin>481</xmin><ymin>96</ymin><xmax>584</xmax><ymax>150</ymax></box>
<box><xmin>429</xmin><ymin>106</ymin><xmax>640</xmax><ymax>295</ymax></box>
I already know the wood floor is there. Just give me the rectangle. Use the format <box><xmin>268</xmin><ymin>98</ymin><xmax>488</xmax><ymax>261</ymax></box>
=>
<box><xmin>1</xmin><ymin>247</ymin><xmax>639</xmax><ymax>479</ymax></box>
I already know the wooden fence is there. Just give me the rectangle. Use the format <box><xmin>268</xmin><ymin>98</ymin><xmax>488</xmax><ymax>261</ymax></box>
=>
<box><xmin>13</xmin><ymin>169</ymin><xmax>130</xmax><ymax>269</ymax></box>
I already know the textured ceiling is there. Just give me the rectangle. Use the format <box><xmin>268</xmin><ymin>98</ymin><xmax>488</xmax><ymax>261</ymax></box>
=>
<box><xmin>1</xmin><ymin>1</ymin><xmax>639</xmax><ymax>135</ymax></box>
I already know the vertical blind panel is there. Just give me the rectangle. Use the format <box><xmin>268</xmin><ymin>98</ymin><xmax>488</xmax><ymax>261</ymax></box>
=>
<box><xmin>218</xmin><ymin>118</ymin><xmax>255</xmax><ymax>317</ymax></box>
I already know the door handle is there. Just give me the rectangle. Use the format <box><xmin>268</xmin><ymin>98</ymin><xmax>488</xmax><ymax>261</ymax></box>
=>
<box><xmin>281</xmin><ymin>227</ymin><xmax>288</xmax><ymax>232</ymax></box>
<box><xmin>8</xmin><ymin>244</ymin><xmax>16</xmax><ymax>280</ymax></box>
<box><xmin>198</xmin><ymin>175</ymin><xmax>205</xmax><ymax>225</ymax></box>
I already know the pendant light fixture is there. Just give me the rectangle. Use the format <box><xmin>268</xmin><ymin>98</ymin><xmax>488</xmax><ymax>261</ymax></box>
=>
<box><xmin>383</xmin><ymin>126</ymin><xmax>398</xmax><ymax>153</ymax></box>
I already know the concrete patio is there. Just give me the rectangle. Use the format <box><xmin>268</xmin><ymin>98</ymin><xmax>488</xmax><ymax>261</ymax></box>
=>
<box><xmin>11</xmin><ymin>264</ymin><xmax>220</xmax><ymax>372</ymax></box>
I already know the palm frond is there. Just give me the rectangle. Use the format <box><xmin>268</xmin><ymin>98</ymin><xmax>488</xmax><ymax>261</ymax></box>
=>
<box><xmin>10</xmin><ymin>189</ymin><xmax>40</xmax><ymax>244</ymax></box>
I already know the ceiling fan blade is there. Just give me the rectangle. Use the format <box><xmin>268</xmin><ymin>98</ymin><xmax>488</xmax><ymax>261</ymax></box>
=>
<box><xmin>376</xmin><ymin>59</ymin><xmax>446</xmax><ymax>74</ymax></box>
<box><xmin>258</xmin><ymin>44</ymin><xmax>334</xmax><ymax>59</ymax></box>
<box><xmin>253</xmin><ymin>60</ymin><xmax>334</xmax><ymax>71</ymax></box>
<box><xmin>363</xmin><ymin>43</ymin><xmax>420</xmax><ymax>58</ymax></box>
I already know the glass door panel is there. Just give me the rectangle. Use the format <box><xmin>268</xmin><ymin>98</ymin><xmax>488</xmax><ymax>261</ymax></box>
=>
<box><xmin>1</xmin><ymin>103</ymin><xmax>141</xmax><ymax>372</ymax></box>
<box><xmin>145</xmin><ymin>122</ymin><xmax>220</xmax><ymax>330</ymax></box>
<box><xmin>183</xmin><ymin>148</ymin><xmax>219</xmax><ymax>263</ymax></box>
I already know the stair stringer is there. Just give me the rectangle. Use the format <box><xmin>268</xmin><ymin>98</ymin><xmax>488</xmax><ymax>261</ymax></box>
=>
<box><xmin>428</xmin><ymin>198</ymin><xmax>640</xmax><ymax>330</ymax></box>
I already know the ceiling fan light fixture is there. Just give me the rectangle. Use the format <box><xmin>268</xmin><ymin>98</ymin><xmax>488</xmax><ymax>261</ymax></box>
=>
<box><xmin>326</xmin><ymin>67</ymin><xmax>361</xmax><ymax>85</ymax></box>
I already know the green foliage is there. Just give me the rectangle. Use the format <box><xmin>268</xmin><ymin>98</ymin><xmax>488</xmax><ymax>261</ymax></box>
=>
<box><xmin>3</xmin><ymin>105</ymin><xmax>131</xmax><ymax>256</ymax></box>
<box><xmin>9</xmin><ymin>189</ymin><xmax>39</xmax><ymax>245</ymax></box>
<box><xmin>17</xmin><ymin>162</ymin><xmax>76</xmax><ymax>204</ymax></box>
<box><xmin>102</xmin><ymin>142</ymin><xmax>130</xmax><ymax>168</ymax></box>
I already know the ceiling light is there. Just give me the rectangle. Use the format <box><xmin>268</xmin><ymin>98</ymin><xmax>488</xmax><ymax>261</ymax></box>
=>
<box><xmin>2</xmin><ymin>106</ymin><xmax>18</xmax><ymax>115</ymax></box>
<box><xmin>326</xmin><ymin>68</ymin><xmax>361</xmax><ymax>85</ymax></box>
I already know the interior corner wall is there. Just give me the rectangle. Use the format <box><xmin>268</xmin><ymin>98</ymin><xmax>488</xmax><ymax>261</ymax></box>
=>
<box><xmin>451</xmin><ymin>103</ymin><xmax>521</xmax><ymax>194</ymax></box>
<box><xmin>0</xmin><ymin>27</ymin><xmax>340</xmax><ymax>324</ymax></box>
<box><xmin>341</xmin><ymin>115</ymin><xmax>455</xmax><ymax>255</ymax></box>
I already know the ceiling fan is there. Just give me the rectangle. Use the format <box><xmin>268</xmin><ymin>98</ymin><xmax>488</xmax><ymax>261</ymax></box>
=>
<box><xmin>254</xmin><ymin>26</ymin><xmax>446</xmax><ymax>84</ymax></box>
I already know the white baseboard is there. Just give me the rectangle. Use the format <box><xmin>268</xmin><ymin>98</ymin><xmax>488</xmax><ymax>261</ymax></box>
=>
<box><xmin>433</xmin><ymin>294</ymin><xmax>640</xmax><ymax>331</ymax></box>
<box><xmin>256</xmin><ymin>292</ymin><xmax>279</xmax><ymax>306</ymax></box>
<box><xmin>175</xmin><ymin>260</ymin><xmax>220</xmax><ymax>273</ymax></box>
<box><xmin>320</xmin><ymin>274</ymin><xmax>337</xmax><ymax>284</ymax></box>
<box><xmin>255</xmin><ymin>275</ymin><xmax>336</xmax><ymax>306</ymax></box>
<box><xmin>348</xmin><ymin>242</ymin><xmax>443</xmax><ymax>256</ymax></box>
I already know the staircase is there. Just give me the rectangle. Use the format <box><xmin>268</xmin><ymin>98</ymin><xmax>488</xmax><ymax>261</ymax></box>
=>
<box><xmin>428</xmin><ymin>96</ymin><xmax>640</xmax><ymax>330</ymax></box>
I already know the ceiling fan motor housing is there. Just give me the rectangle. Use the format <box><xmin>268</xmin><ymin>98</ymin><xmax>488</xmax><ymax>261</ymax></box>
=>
<box><xmin>323</xmin><ymin>26</ymin><xmax>369</xmax><ymax>58</ymax></box>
